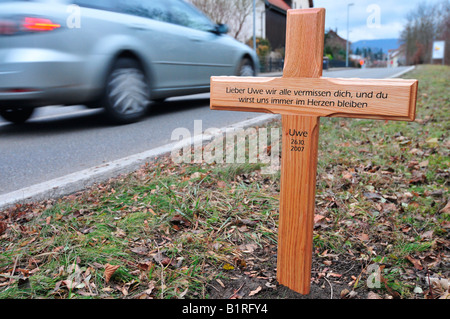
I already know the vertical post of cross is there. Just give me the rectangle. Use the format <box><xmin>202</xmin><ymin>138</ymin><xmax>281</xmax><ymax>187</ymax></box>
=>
<box><xmin>276</xmin><ymin>8</ymin><xmax>325</xmax><ymax>294</ymax></box>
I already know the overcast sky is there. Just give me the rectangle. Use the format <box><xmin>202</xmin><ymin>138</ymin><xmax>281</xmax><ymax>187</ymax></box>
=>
<box><xmin>314</xmin><ymin>0</ymin><xmax>442</xmax><ymax>42</ymax></box>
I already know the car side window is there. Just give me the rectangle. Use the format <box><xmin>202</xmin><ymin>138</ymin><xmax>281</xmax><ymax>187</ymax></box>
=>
<box><xmin>168</xmin><ymin>0</ymin><xmax>215</xmax><ymax>32</ymax></box>
<box><xmin>117</xmin><ymin>0</ymin><xmax>170</xmax><ymax>22</ymax></box>
<box><xmin>72</xmin><ymin>0</ymin><xmax>115</xmax><ymax>11</ymax></box>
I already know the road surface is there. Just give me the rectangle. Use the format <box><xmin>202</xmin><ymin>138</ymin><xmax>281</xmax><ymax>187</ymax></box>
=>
<box><xmin>0</xmin><ymin>66</ymin><xmax>414</xmax><ymax>196</ymax></box>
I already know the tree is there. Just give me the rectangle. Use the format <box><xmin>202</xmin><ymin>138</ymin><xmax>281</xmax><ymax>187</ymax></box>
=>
<box><xmin>187</xmin><ymin>0</ymin><xmax>254</xmax><ymax>42</ymax></box>
<box><xmin>400</xmin><ymin>0</ymin><xmax>450</xmax><ymax>65</ymax></box>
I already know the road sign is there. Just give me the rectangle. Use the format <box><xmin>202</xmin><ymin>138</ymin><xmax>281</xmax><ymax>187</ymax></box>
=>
<box><xmin>432</xmin><ymin>41</ymin><xmax>445</xmax><ymax>60</ymax></box>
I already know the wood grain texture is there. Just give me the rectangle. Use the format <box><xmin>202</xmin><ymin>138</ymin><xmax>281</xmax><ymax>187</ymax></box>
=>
<box><xmin>210</xmin><ymin>76</ymin><xmax>418</xmax><ymax>121</ymax></box>
<box><xmin>283</xmin><ymin>8</ymin><xmax>325</xmax><ymax>78</ymax></box>
<box><xmin>275</xmin><ymin>8</ymin><xmax>325</xmax><ymax>295</ymax></box>
<box><xmin>277</xmin><ymin>115</ymin><xmax>320</xmax><ymax>294</ymax></box>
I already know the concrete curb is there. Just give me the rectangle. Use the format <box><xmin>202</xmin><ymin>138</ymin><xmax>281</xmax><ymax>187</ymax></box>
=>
<box><xmin>0</xmin><ymin>114</ymin><xmax>279</xmax><ymax>210</ymax></box>
<box><xmin>387</xmin><ymin>65</ymin><xmax>416</xmax><ymax>78</ymax></box>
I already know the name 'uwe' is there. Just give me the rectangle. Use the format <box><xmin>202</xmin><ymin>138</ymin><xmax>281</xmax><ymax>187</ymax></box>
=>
<box><xmin>288</xmin><ymin>129</ymin><xmax>308</xmax><ymax>137</ymax></box>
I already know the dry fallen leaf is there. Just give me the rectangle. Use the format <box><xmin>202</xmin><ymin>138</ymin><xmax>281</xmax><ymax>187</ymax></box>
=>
<box><xmin>239</xmin><ymin>243</ymin><xmax>257</xmax><ymax>253</ymax></box>
<box><xmin>104</xmin><ymin>264</ymin><xmax>120</xmax><ymax>283</ymax></box>
<box><xmin>314</xmin><ymin>214</ymin><xmax>326</xmax><ymax>224</ymax></box>
<box><xmin>340</xmin><ymin>289</ymin><xmax>358</xmax><ymax>299</ymax></box>
<box><xmin>427</xmin><ymin>277</ymin><xmax>449</xmax><ymax>299</ymax></box>
<box><xmin>170</xmin><ymin>215</ymin><xmax>192</xmax><ymax>229</ymax></box>
<box><xmin>153</xmin><ymin>252</ymin><xmax>175</xmax><ymax>267</ymax></box>
<box><xmin>440</xmin><ymin>201</ymin><xmax>450</xmax><ymax>214</ymax></box>
<box><xmin>113</xmin><ymin>228</ymin><xmax>126</xmax><ymax>238</ymax></box>
<box><xmin>0</xmin><ymin>221</ymin><xmax>7</xmax><ymax>235</ymax></box>
<box><xmin>216</xmin><ymin>279</ymin><xmax>225</xmax><ymax>288</ymax></box>
<box><xmin>217</xmin><ymin>180</ymin><xmax>227</xmax><ymax>188</ymax></box>
<box><xmin>406</xmin><ymin>255</ymin><xmax>423</xmax><ymax>270</ymax></box>
<box><xmin>342</xmin><ymin>171</ymin><xmax>353</xmax><ymax>181</ymax></box>
<box><xmin>425</xmin><ymin>137</ymin><xmax>439</xmax><ymax>147</ymax></box>
<box><xmin>367</xmin><ymin>291</ymin><xmax>383</xmax><ymax>299</ymax></box>
<box><xmin>358</xmin><ymin>233</ymin><xmax>370</xmax><ymax>242</ymax></box>
<box><xmin>190</xmin><ymin>172</ymin><xmax>202</xmax><ymax>179</ymax></box>
<box><xmin>248</xmin><ymin>286</ymin><xmax>262</xmax><ymax>296</ymax></box>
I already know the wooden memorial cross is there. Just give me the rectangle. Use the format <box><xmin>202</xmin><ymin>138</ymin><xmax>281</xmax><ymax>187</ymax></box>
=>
<box><xmin>210</xmin><ymin>8</ymin><xmax>418</xmax><ymax>294</ymax></box>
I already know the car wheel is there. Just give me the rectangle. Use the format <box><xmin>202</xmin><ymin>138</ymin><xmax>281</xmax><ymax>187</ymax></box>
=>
<box><xmin>0</xmin><ymin>107</ymin><xmax>34</xmax><ymax>124</ymax></box>
<box><xmin>103</xmin><ymin>58</ymin><xmax>150</xmax><ymax>124</ymax></box>
<box><xmin>237</xmin><ymin>58</ymin><xmax>255</xmax><ymax>76</ymax></box>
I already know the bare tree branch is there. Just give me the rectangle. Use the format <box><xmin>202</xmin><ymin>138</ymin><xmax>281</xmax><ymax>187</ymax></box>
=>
<box><xmin>187</xmin><ymin>0</ymin><xmax>254</xmax><ymax>41</ymax></box>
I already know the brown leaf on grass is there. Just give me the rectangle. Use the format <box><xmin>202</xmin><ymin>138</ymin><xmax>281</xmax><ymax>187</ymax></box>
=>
<box><xmin>409</xmin><ymin>170</ymin><xmax>427</xmax><ymax>184</ymax></box>
<box><xmin>153</xmin><ymin>252</ymin><xmax>176</xmax><ymax>267</ymax></box>
<box><xmin>426</xmin><ymin>277</ymin><xmax>449</xmax><ymax>299</ymax></box>
<box><xmin>104</xmin><ymin>264</ymin><xmax>120</xmax><ymax>283</ymax></box>
<box><xmin>419</xmin><ymin>160</ymin><xmax>429</xmax><ymax>167</ymax></box>
<box><xmin>421</xmin><ymin>230</ymin><xmax>434</xmax><ymax>240</ymax></box>
<box><xmin>216</xmin><ymin>279</ymin><xmax>225</xmax><ymax>288</ymax></box>
<box><xmin>130</xmin><ymin>246</ymin><xmax>150</xmax><ymax>256</ymax></box>
<box><xmin>406</xmin><ymin>256</ymin><xmax>423</xmax><ymax>270</ymax></box>
<box><xmin>248</xmin><ymin>286</ymin><xmax>262</xmax><ymax>296</ymax></box>
<box><xmin>135</xmin><ymin>282</ymin><xmax>156</xmax><ymax>299</ymax></box>
<box><xmin>440</xmin><ymin>201</ymin><xmax>450</xmax><ymax>214</ymax></box>
<box><xmin>113</xmin><ymin>228</ymin><xmax>126</xmax><ymax>238</ymax></box>
<box><xmin>138</xmin><ymin>261</ymin><xmax>154</xmax><ymax>272</ymax></box>
<box><xmin>239</xmin><ymin>243</ymin><xmax>257</xmax><ymax>253</ymax></box>
<box><xmin>217</xmin><ymin>180</ymin><xmax>227</xmax><ymax>189</ymax></box>
<box><xmin>314</xmin><ymin>214</ymin><xmax>326</xmax><ymax>224</ymax></box>
<box><xmin>367</xmin><ymin>291</ymin><xmax>383</xmax><ymax>299</ymax></box>
<box><xmin>240</xmin><ymin>219</ymin><xmax>257</xmax><ymax>227</ymax></box>
<box><xmin>381</xmin><ymin>202</ymin><xmax>397</xmax><ymax>213</ymax></box>
<box><xmin>170</xmin><ymin>215</ymin><xmax>191</xmax><ymax>230</ymax></box>
<box><xmin>342</xmin><ymin>171</ymin><xmax>354</xmax><ymax>181</ymax></box>
<box><xmin>190</xmin><ymin>172</ymin><xmax>203</xmax><ymax>179</ymax></box>
<box><xmin>358</xmin><ymin>233</ymin><xmax>370</xmax><ymax>242</ymax></box>
<box><xmin>340</xmin><ymin>289</ymin><xmax>358</xmax><ymax>299</ymax></box>
<box><xmin>0</xmin><ymin>221</ymin><xmax>7</xmax><ymax>235</ymax></box>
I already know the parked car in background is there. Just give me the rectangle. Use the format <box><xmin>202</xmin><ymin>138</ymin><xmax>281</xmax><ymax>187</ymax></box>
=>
<box><xmin>0</xmin><ymin>0</ymin><xmax>259</xmax><ymax>124</ymax></box>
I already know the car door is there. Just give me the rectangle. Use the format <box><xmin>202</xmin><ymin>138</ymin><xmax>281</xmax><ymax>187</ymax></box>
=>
<box><xmin>166</xmin><ymin>0</ymin><xmax>236</xmax><ymax>85</ymax></box>
<box><xmin>116</xmin><ymin>0</ymin><xmax>198</xmax><ymax>91</ymax></box>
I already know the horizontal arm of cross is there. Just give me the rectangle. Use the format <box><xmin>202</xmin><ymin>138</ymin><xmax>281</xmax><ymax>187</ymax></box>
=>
<box><xmin>210</xmin><ymin>75</ymin><xmax>418</xmax><ymax>121</ymax></box>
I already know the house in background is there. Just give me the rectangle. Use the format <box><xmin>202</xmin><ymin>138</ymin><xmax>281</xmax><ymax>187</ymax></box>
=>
<box><xmin>324</xmin><ymin>29</ymin><xmax>349</xmax><ymax>61</ymax></box>
<box><xmin>388</xmin><ymin>46</ymin><xmax>406</xmax><ymax>68</ymax></box>
<box><xmin>261</xmin><ymin>0</ymin><xmax>314</xmax><ymax>50</ymax></box>
<box><xmin>247</xmin><ymin>0</ymin><xmax>314</xmax><ymax>50</ymax></box>
<box><xmin>239</xmin><ymin>0</ymin><xmax>314</xmax><ymax>72</ymax></box>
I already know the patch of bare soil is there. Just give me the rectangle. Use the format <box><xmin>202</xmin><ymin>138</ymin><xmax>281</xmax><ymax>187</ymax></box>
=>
<box><xmin>207</xmin><ymin>245</ymin><xmax>365</xmax><ymax>300</ymax></box>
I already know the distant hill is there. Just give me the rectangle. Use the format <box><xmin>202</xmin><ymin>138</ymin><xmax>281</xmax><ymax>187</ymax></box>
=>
<box><xmin>351</xmin><ymin>39</ymin><xmax>401</xmax><ymax>54</ymax></box>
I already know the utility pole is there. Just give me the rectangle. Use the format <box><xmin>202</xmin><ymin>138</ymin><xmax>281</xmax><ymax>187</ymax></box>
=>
<box><xmin>253</xmin><ymin>0</ymin><xmax>256</xmax><ymax>51</ymax></box>
<box><xmin>346</xmin><ymin>3</ymin><xmax>354</xmax><ymax>67</ymax></box>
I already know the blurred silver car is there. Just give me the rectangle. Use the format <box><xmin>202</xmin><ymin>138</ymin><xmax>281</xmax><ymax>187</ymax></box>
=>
<box><xmin>0</xmin><ymin>0</ymin><xmax>259</xmax><ymax>124</ymax></box>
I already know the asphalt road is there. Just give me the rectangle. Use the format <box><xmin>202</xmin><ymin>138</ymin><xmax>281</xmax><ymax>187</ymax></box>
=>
<box><xmin>0</xmin><ymin>66</ymin><xmax>414</xmax><ymax>196</ymax></box>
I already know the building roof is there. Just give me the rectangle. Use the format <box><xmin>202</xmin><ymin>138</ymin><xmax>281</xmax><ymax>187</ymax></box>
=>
<box><xmin>266</xmin><ymin>0</ymin><xmax>291</xmax><ymax>11</ymax></box>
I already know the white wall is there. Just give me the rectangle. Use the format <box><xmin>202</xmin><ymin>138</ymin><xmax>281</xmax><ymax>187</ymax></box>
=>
<box><xmin>292</xmin><ymin>0</ymin><xmax>311</xmax><ymax>9</ymax></box>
